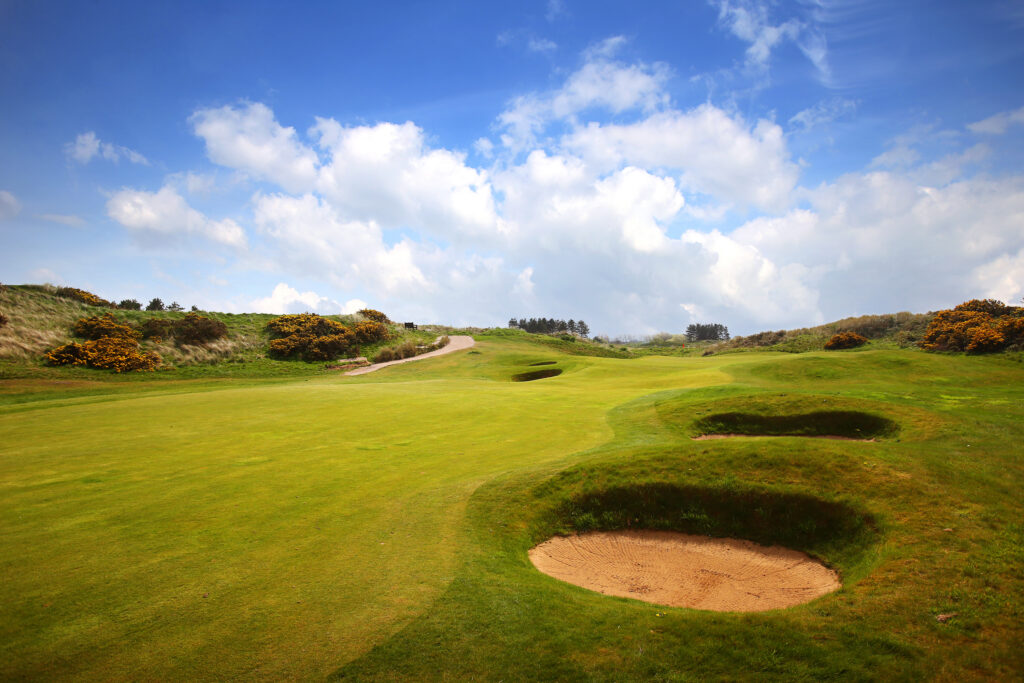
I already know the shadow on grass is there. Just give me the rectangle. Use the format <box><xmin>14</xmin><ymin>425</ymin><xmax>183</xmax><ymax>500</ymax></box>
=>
<box><xmin>511</xmin><ymin>368</ymin><xmax>563</xmax><ymax>382</ymax></box>
<box><xmin>691</xmin><ymin>410</ymin><xmax>899</xmax><ymax>440</ymax></box>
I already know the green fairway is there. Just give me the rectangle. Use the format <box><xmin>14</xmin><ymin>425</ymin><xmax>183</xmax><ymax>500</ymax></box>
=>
<box><xmin>1</xmin><ymin>335</ymin><xmax>1022</xmax><ymax>680</ymax></box>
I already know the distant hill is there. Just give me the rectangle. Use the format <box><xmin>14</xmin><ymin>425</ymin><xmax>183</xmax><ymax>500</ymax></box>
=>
<box><xmin>707</xmin><ymin>311</ymin><xmax>936</xmax><ymax>354</ymax></box>
<box><xmin>0</xmin><ymin>284</ymin><xmax>441</xmax><ymax>379</ymax></box>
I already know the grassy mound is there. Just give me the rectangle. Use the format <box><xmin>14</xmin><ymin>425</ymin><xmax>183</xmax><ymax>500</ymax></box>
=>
<box><xmin>549</xmin><ymin>482</ymin><xmax>876</xmax><ymax>562</ymax></box>
<box><xmin>0</xmin><ymin>285</ymin><xmax>440</xmax><ymax>379</ymax></box>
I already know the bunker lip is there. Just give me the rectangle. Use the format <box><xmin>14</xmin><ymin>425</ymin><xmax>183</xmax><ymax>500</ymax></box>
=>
<box><xmin>693</xmin><ymin>433</ymin><xmax>875</xmax><ymax>441</ymax></box>
<box><xmin>529</xmin><ymin>530</ymin><xmax>840</xmax><ymax>612</ymax></box>
<box><xmin>689</xmin><ymin>410</ymin><xmax>898</xmax><ymax>441</ymax></box>
<box><xmin>528</xmin><ymin>361</ymin><xmax>557</xmax><ymax>366</ymax></box>
<box><xmin>511</xmin><ymin>368</ymin><xmax>562</xmax><ymax>382</ymax></box>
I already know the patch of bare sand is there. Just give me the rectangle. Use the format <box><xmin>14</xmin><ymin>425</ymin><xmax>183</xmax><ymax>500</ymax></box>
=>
<box><xmin>529</xmin><ymin>530</ymin><xmax>839</xmax><ymax>612</ymax></box>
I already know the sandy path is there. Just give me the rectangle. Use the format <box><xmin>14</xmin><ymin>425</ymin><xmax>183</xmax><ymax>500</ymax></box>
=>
<box><xmin>529</xmin><ymin>530</ymin><xmax>839</xmax><ymax>612</ymax></box>
<box><xmin>344</xmin><ymin>335</ymin><xmax>475</xmax><ymax>376</ymax></box>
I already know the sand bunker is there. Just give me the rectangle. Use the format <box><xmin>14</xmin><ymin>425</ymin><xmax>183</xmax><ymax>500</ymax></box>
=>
<box><xmin>512</xmin><ymin>368</ymin><xmax>562</xmax><ymax>382</ymax></box>
<box><xmin>690</xmin><ymin>410</ymin><xmax>896</xmax><ymax>441</ymax></box>
<box><xmin>692</xmin><ymin>433</ymin><xmax>871</xmax><ymax>441</ymax></box>
<box><xmin>529</xmin><ymin>530</ymin><xmax>839</xmax><ymax>612</ymax></box>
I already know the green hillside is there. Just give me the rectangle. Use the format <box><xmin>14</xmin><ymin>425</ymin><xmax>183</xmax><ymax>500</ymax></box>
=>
<box><xmin>0</xmin><ymin>285</ymin><xmax>1022</xmax><ymax>680</ymax></box>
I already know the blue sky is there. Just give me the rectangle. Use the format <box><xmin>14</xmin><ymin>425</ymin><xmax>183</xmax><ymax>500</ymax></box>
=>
<box><xmin>2</xmin><ymin>0</ymin><xmax>1023</xmax><ymax>336</ymax></box>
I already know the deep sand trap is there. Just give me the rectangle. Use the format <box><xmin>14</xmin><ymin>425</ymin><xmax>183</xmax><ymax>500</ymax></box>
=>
<box><xmin>529</xmin><ymin>530</ymin><xmax>840</xmax><ymax>612</ymax></box>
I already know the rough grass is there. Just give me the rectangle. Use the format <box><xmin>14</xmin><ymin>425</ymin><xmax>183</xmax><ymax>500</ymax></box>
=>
<box><xmin>0</xmin><ymin>329</ymin><xmax>1022</xmax><ymax>680</ymax></box>
<box><xmin>545</xmin><ymin>481</ymin><xmax>878</xmax><ymax>568</ymax></box>
<box><xmin>0</xmin><ymin>285</ymin><xmax>434</xmax><ymax>378</ymax></box>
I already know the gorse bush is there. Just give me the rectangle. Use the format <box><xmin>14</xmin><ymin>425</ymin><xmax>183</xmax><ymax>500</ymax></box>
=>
<box><xmin>953</xmin><ymin>298</ymin><xmax>1012</xmax><ymax>316</ymax></box>
<box><xmin>44</xmin><ymin>311</ymin><xmax>177</xmax><ymax>372</ymax></box>
<box><xmin>55</xmin><ymin>286</ymin><xmax>112</xmax><ymax>307</ymax></box>
<box><xmin>46</xmin><ymin>337</ymin><xmax>160</xmax><ymax>372</ymax></box>
<box><xmin>266</xmin><ymin>313</ymin><xmax>359</xmax><ymax>361</ymax></box>
<box><xmin>266</xmin><ymin>313</ymin><xmax>347</xmax><ymax>339</ymax></box>
<box><xmin>173</xmin><ymin>313</ymin><xmax>228</xmax><ymax>345</ymax></box>
<box><xmin>140</xmin><ymin>318</ymin><xmax>174</xmax><ymax>340</ymax></box>
<box><xmin>824</xmin><ymin>331</ymin><xmax>868</xmax><ymax>350</ymax></box>
<box><xmin>921</xmin><ymin>301</ymin><xmax>1024</xmax><ymax>353</ymax></box>
<box><xmin>268</xmin><ymin>332</ymin><xmax>358</xmax><ymax>362</ymax></box>
<box><xmin>73</xmin><ymin>313</ymin><xmax>140</xmax><ymax>341</ymax></box>
<box><xmin>357</xmin><ymin>308</ymin><xmax>390</xmax><ymax>323</ymax></box>
<box><xmin>352</xmin><ymin>321</ymin><xmax>389</xmax><ymax>344</ymax></box>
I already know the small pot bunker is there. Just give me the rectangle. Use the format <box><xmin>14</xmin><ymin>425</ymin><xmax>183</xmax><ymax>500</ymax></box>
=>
<box><xmin>512</xmin><ymin>368</ymin><xmax>562</xmax><ymax>382</ymax></box>
<box><xmin>529</xmin><ymin>484</ymin><xmax>874</xmax><ymax>612</ymax></box>
<box><xmin>691</xmin><ymin>410</ymin><xmax>898</xmax><ymax>441</ymax></box>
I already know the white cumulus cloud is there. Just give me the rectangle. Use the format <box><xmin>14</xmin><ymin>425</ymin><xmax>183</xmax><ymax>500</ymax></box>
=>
<box><xmin>497</xmin><ymin>50</ymin><xmax>670</xmax><ymax>150</ymax></box>
<box><xmin>65</xmin><ymin>131</ymin><xmax>149</xmax><ymax>165</ymax></box>
<box><xmin>252</xmin><ymin>192</ymin><xmax>428</xmax><ymax>295</ymax></box>
<box><xmin>967</xmin><ymin>106</ymin><xmax>1024</xmax><ymax>135</ymax></box>
<box><xmin>563</xmin><ymin>105</ymin><xmax>798</xmax><ymax>211</ymax></box>
<box><xmin>191</xmin><ymin>102</ymin><xmax>320</xmax><ymax>193</ymax></box>
<box><xmin>106</xmin><ymin>185</ymin><xmax>246</xmax><ymax>247</ymax></box>
<box><xmin>250</xmin><ymin>282</ymin><xmax>335</xmax><ymax>314</ymax></box>
<box><xmin>311</xmin><ymin>119</ymin><xmax>503</xmax><ymax>241</ymax></box>
<box><xmin>732</xmin><ymin>172</ymin><xmax>1024</xmax><ymax>316</ymax></box>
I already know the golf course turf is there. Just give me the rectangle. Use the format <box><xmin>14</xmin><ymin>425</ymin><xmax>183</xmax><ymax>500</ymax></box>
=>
<box><xmin>1</xmin><ymin>334</ymin><xmax>1022</xmax><ymax>680</ymax></box>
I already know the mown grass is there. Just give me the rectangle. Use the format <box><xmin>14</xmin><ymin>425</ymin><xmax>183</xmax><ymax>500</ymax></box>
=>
<box><xmin>0</xmin><ymin>326</ymin><xmax>1022</xmax><ymax>680</ymax></box>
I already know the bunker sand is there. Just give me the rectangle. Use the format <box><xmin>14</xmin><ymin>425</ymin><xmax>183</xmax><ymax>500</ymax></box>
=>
<box><xmin>529</xmin><ymin>530</ymin><xmax>840</xmax><ymax>612</ymax></box>
<box><xmin>345</xmin><ymin>335</ymin><xmax>475</xmax><ymax>376</ymax></box>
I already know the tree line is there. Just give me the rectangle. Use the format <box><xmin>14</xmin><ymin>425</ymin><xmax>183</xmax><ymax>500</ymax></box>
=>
<box><xmin>685</xmin><ymin>323</ymin><xmax>730</xmax><ymax>341</ymax></box>
<box><xmin>508</xmin><ymin>317</ymin><xmax>590</xmax><ymax>338</ymax></box>
<box><xmin>118</xmin><ymin>298</ymin><xmax>197</xmax><ymax>312</ymax></box>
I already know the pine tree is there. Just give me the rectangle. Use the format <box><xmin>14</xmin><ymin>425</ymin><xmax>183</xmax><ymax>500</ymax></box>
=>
<box><xmin>578</xmin><ymin>320</ymin><xmax>589</xmax><ymax>338</ymax></box>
